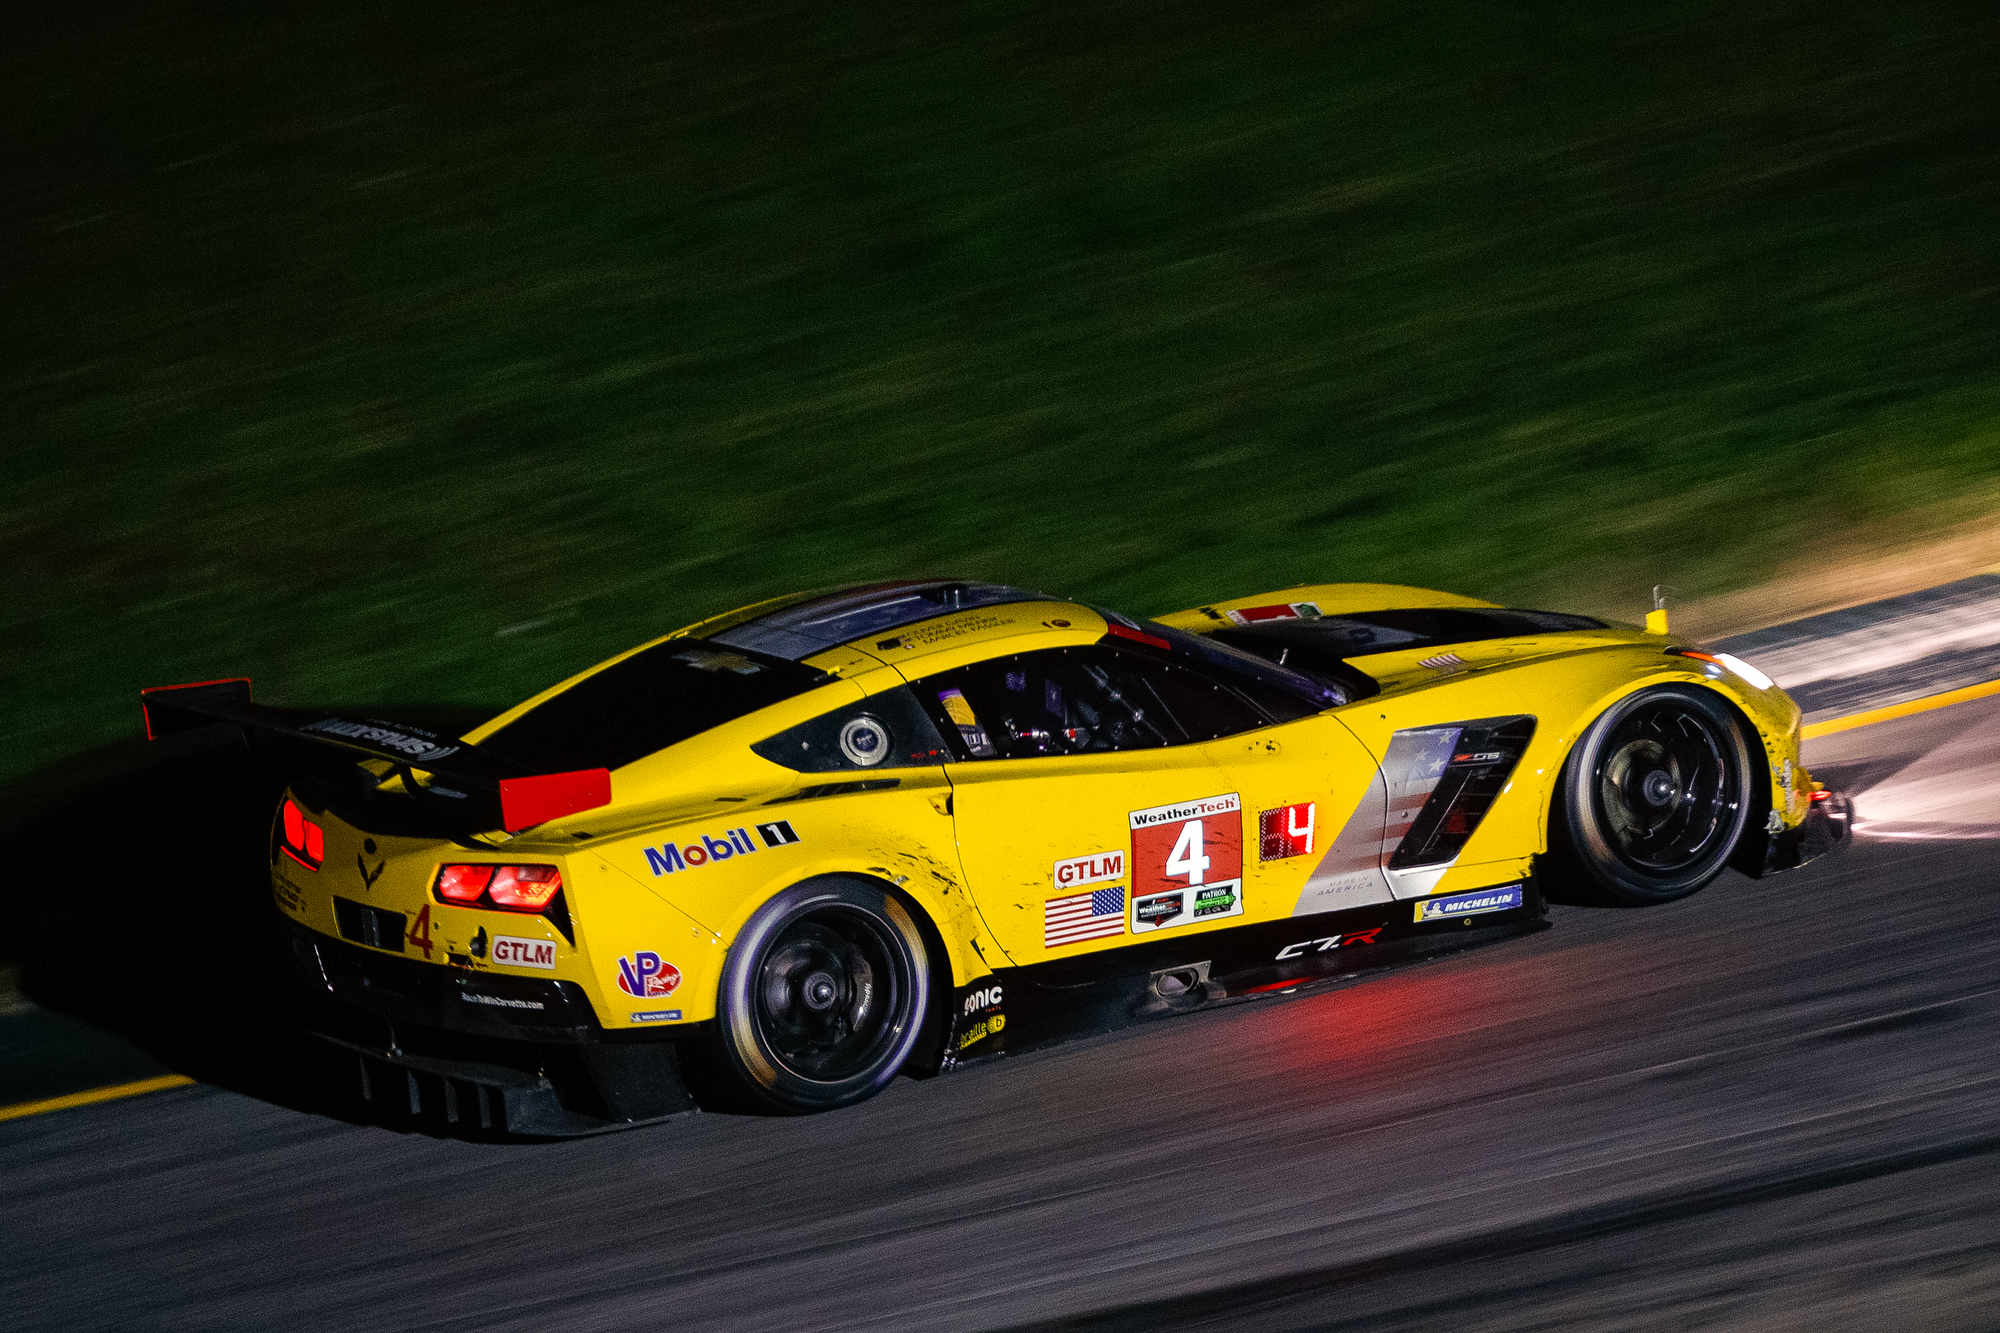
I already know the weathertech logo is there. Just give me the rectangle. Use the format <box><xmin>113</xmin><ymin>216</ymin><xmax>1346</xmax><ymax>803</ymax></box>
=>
<box><xmin>644</xmin><ymin>820</ymin><xmax>800</xmax><ymax>876</ymax></box>
<box><xmin>1129</xmin><ymin>793</ymin><xmax>1240</xmax><ymax>829</ymax></box>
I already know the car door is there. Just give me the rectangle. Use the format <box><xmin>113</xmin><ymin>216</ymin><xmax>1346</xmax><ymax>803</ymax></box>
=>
<box><xmin>911</xmin><ymin>640</ymin><xmax>1377</xmax><ymax>966</ymax></box>
<box><xmin>1212</xmin><ymin>710</ymin><xmax>1395</xmax><ymax>924</ymax></box>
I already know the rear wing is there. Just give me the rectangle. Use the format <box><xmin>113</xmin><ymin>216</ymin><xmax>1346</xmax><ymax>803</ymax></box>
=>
<box><xmin>139</xmin><ymin>679</ymin><xmax>611</xmax><ymax>833</ymax></box>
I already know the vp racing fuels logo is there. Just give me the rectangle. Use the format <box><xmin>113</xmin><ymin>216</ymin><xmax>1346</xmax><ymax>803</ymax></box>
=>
<box><xmin>615</xmin><ymin>951</ymin><xmax>681</xmax><ymax>998</ymax></box>
<box><xmin>643</xmin><ymin>820</ymin><xmax>800</xmax><ymax>876</ymax></box>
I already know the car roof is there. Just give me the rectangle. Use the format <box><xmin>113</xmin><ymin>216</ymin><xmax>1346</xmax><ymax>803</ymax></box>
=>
<box><xmin>683</xmin><ymin>580</ymin><xmax>1095</xmax><ymax>666</ymax></box>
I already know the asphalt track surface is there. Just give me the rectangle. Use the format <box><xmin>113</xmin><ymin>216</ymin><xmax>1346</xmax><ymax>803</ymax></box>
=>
<box><xmin>1</xmin><ymin>686</ymin><xmax>1995</xmax><ymax>1330</ymax></box>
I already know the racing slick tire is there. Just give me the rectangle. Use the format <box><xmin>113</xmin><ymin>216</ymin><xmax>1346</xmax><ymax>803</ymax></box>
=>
<box><xmin>1550</xmin><ymin>685</ymin><xmax>1754</xmax><ymax>906</ymax></box>
<box><xmin>713</xmin><ymin>876</ymin><xmax>931</xmax><ymax>1113</ymax></box>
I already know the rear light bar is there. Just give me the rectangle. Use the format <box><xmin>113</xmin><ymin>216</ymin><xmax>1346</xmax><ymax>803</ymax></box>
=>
<box><xmin>277</xmin><ymin>796</ymin><xmax>324</xmax><ymax>870</ymax></box>
<box><xmin>433</xmin><ymin>864</ymin><xmax>563</xmax><ymax>913</ymax></box>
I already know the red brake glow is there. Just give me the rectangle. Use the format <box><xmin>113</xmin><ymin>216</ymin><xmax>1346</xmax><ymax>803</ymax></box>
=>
<box><xmin>277</xmin><ymin>797</ymin><xmax>323</xmax><ymax>871</ymax></box>
<box><xmin>433</xmin><ymin>863</ymin><xmax>563</xmax><ymax>914</ymax></box>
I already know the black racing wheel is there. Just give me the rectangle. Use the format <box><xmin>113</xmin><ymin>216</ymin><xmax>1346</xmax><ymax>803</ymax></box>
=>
<box><xmin>1551</xmin><ymin>686</ymin><xmax>1754</xmax><ymax>905</ymax></box>
<box><xmin>714</xmin><ymin>877</ymin><xmax>931</xmax><ymax>1113</ymax></box>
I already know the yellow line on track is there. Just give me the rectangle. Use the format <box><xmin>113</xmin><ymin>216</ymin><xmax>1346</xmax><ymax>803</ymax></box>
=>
<box><xmin>1803</xmin><ymin>678</ymin><xmax>2000</xmax><ymax>739</ymax></box>
<box><xmin>0</xmin><ymin>1074</ymin><xmax>195</xmax><ymax>1124</ymax></box>
<box><xmin>3</xmin><ymin>676</ymin><xmax>1997</xmax><ymax>1126</ymax></box>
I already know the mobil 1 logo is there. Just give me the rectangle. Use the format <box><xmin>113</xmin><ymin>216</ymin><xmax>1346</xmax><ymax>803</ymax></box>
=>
<box><xmin>644</xmin><ymin>819</ymin><xmax>801</xmax><ymax>877</ymax></box>
<box><xmin>1126</xmin><ymin>792</ymin><xmax>1244</xmax><ymax>934</ymax></box>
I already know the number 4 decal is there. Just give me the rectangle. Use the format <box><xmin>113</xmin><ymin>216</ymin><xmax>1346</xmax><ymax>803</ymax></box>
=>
<box><xmin>1129</xmin><ymin>793</ymin><xmax>1243</xmax><ymax>896</ymax></box>
<box><xmin>406</xmin><ymin>903</ymin><xmax>434</xmax><ymax>958</ymax></box>
<box><xmin>1165</xmin><ymin>820</ymin><xmax>1211</xmax><ymax>885</ymax></box>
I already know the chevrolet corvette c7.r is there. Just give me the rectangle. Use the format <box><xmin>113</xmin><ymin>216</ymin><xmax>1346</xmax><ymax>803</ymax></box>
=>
<box><xmin>142</xmin><ymin>579</ymin><xmax>1849</xmax><ymax>1132</ymax></box>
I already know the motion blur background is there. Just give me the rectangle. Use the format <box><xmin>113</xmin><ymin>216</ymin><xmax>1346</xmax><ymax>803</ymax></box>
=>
<box><xmin>7</xmin><ymin>0</ymin><xmax>1998</xmax><ymax>786</ymax></box>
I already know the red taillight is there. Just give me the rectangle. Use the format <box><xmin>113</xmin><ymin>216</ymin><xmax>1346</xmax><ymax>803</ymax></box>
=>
<box><xmin>435</xmin><ymin>863</ymin><xmax>495</xmax><ymax>902</ymax></box>
<box><xmin>488</xmin><ymin>864</ymin><xmax>562</xmax><ymax>910</ymax></box>
<box><xmin>278</xmin><ymin>797</ymin><xmax>323</xmax><ymax>871</ymax></box>
<box><xmin>433</xmin><ymin>863</ymin><xmax>562</xmax><ymax>913</ymax></box>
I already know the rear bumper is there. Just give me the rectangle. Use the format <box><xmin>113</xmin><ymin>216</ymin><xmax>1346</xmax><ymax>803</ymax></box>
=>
<box><xmin>285</xmin><ymin>923</ymin><xmax>700</xmax><ymax>1135</ymax></box>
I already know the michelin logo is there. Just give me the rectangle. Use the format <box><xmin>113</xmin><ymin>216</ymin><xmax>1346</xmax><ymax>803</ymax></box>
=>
<box><xmin>1414</xmin><ymin>884</ymin><xmax>1524</xmax><ymax>923</ymax></box>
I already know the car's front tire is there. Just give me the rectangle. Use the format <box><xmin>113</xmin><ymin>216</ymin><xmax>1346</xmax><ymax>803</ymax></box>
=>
<box><xmin>1550</xmin><ymin>685</ymin><xmax>1754</xmax><ymax>905</ymax></box>
<box><xmin>713</xmin><ymin>876</ymin><xmax>931</xmax><ymax>1113</ymax></box>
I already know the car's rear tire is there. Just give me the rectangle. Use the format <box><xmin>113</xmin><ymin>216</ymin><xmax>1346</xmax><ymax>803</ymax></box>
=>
<box><xmin>714</xmin><ymin>876</ymin><xmax>931</xmax><ymax>1113</ymax></box>
<box><xmin>1550</xmin><ymin>686</ymin><xmax>1754</xmax><ymax>906</ymax></box>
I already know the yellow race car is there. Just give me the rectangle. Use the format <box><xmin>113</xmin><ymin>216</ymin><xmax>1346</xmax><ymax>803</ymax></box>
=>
<box><xmin>142</xmin><ymin>580</ymin><xmax>1849</xmax><ymax>1132</ymax></box>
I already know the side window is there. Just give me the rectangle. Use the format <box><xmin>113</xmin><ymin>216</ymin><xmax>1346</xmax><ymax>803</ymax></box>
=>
<box><xmin>751</xmin><ymin>688</ymin><xmax>951</xmax><ymax>772</ymax></box>
<box><xmin>915</xmin><ymin>646</ymin><xmax>1270</xmax><ymax>760</ymax></box>
<box><xmin>1124</xmin><ymin>650</ymin><xmax>1273</xmax><ymax>740</ymax></box>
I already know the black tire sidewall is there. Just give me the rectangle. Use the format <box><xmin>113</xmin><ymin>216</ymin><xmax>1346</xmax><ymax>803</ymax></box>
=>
<box><xmin>715</xmin><ymin>876</ymin><xmax>930</xmax><ymax>1113</ymax></box>
<box><xmin>1558</xmin><ymin>685</ymin><xmax>1754</xmax><ymax>905</ymax></box>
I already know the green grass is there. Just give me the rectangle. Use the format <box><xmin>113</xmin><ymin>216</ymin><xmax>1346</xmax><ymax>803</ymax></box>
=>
<box><xmin>6</xmin><ymin>0</ymin><xmax>1999</xmax><ymax>787</ymax></box>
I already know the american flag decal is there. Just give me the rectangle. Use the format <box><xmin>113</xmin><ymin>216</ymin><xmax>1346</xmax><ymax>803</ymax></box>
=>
<box><xmin>1044</xmin><ymin>886</ymin><xmax>1126</xmax><ymax>948</ymax></box>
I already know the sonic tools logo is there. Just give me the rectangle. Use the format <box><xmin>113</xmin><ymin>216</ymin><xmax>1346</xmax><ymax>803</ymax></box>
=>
<box><xmin>302</xmin><ymin>718</ymin><xmax>460</xmax><ymax>764</ymax></box>
<box><xmin>643</xmin><ymin>820</ymin><xmax>800</xmax><ymax>876</ymax></box>
<box><xmin>616</xmin><ymin>951</ymin><xmax>681</xmax><ymax>998</ymax></box>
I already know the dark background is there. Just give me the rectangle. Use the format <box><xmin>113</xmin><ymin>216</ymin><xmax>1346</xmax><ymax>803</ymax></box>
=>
<box><xmin>6</xmin><ymin>0</ymin><xmax>1999</xmax><ymax>792</ymax></box>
